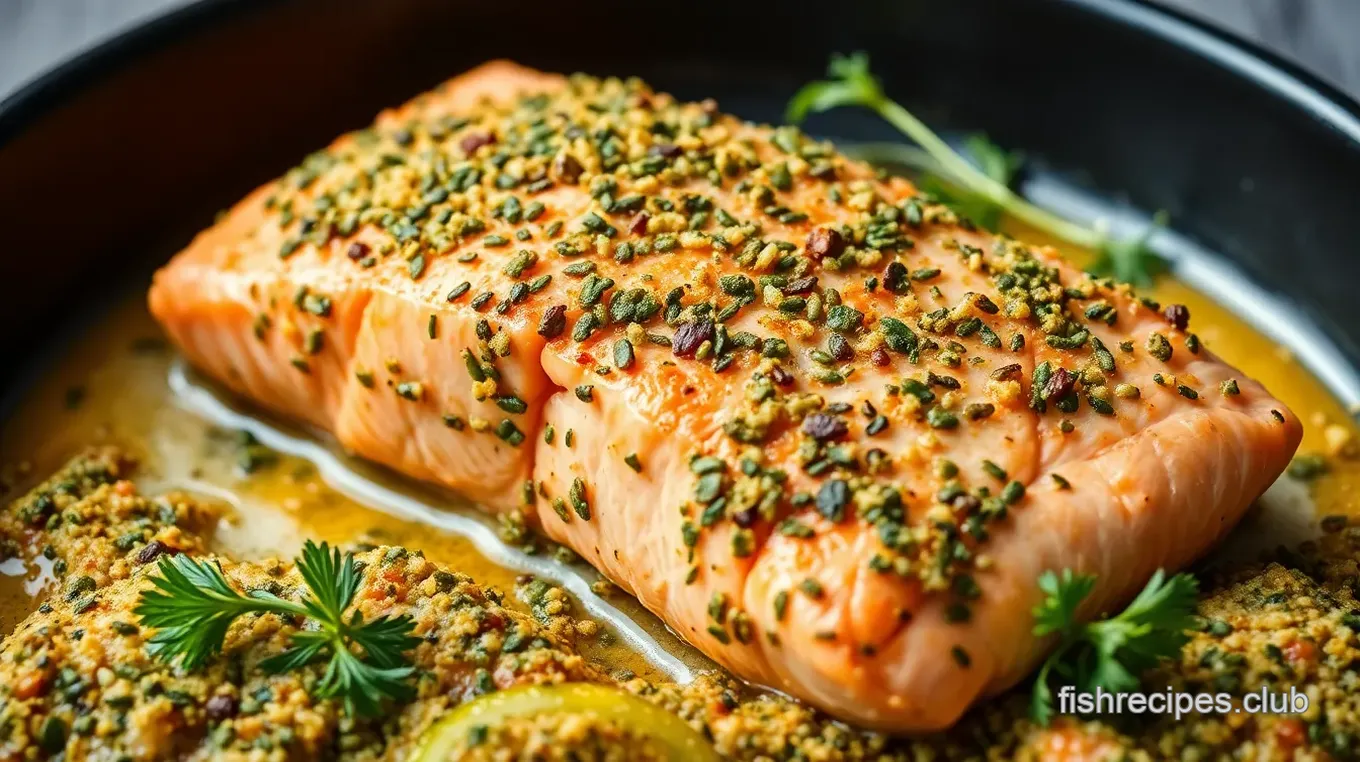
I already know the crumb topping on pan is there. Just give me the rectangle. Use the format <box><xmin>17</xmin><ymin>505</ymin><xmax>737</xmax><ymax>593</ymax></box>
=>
<box><xmin>0</xmin><ymin>455</ymin><xmax>606</xmax><ymax>761</ymax></box>
<box><xmin>1</xmin><ymin>454</ymin><xmax>1357</xmax><ymax>760</ymax></box>
<box><xmin>0</xmin><ymin>448</ymin><xmax>219</xmax><ymax>592</ymax></box>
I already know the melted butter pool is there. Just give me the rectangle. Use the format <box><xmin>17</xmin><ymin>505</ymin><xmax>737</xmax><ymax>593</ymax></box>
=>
<box><xmin>0</xmin><ymin>300</ymin><xmax>700</xmax><ymax>682</ymax></box>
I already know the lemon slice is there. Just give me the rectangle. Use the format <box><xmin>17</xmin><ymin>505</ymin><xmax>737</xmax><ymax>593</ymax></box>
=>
<box><xmin>411</xmin><ymin>683</ymin><xmax>720</xmax><ymax>761</ymax></box>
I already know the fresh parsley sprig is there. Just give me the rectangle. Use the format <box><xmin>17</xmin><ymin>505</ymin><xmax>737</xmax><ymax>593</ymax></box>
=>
<box><xmin>1029</xmin><ymin>568</ymin><xmax>1199</xmax><ymax>725</ymax></box>
<box><xmin>134</xmin><ymin>540</ymin><xmax>420</xmax><ymax>717</ymax></box>
<box><xmin>788</xmin><ymin>52</ymin><xmax>1169</xmax><ymax>286</ymax></box>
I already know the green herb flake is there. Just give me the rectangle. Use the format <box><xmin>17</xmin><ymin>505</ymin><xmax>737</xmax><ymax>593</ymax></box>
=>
<box><xmin>496</xmin><ymin>419</ymin><xmax>525</xmax><ymax>446</ymax></box>
<box><xmin>569</xmin><ymin>478</ymin><xmax>591</xmax><ymax>520</ymax></box>
<box><xmin>613</xmin><ymin>339</ymin><xmax>635</xmax><ymax>370</ymax></box>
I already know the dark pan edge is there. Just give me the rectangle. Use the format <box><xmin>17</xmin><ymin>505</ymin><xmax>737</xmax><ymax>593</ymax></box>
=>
<box><xmin>4</xmin><ymin>0</ymin><xmax>1360</xmax><ymax>152</ymax></box>
<box><xmin>0</xmin><ymin>0</ymin><xmax>257</xmax><ymax>145</ymax></box>
<box><xmin>1068</xmin><ymin>0</ymin><xmax>1360</xmax><ymax>143</ymax></box>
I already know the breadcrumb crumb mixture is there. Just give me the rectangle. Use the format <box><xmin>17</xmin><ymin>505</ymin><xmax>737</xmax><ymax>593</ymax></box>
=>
<box><xmin>452</xmin><ymin>713</ymin><xmax>670</xmax><ymax>761</ymax></box>
<box><xmin>0</xmin><ymin>452</ymin><xmax>606</xmax><ymax>761</ymax></box>
<box><xmin>0</xmin><ymin>448</ymin><xmax>219</xmax><ymax>595</ymax></box>
<box><xmin>1</xmin><ymin>451</ymin><xmax>1359</xmax><ymax>760</ymax></box>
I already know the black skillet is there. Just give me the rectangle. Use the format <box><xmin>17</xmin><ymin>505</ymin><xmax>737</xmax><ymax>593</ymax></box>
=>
<box><xmin>1</xmin><ymin>0</ymin><xmax>1357</xmax><ymax>423</ymax></box>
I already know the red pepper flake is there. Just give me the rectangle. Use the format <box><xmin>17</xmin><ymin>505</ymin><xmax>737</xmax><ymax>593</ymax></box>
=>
<box><xmin>459</xmin><ymin>132</ymin><xmax>496</xmax><ymax>155</ymax></box>
<box><xmin>1274</xmin><ymin>719</ymin><xmax>1306</xmax><ymax>749</ymax></box>
<box><xmin>13</xmin><ymin>673</ymin><xmax>49</xmax><ymax>701</ymax></box>
<box><xmin>537</xmin><ymin>305</ymin><xmax>567</xmax><ymax>339</ymax></box>
<box><xmin>205</xmin><ymin>695</ymin><xmax>240</xmax><ymax>722</ymax></box>
<box><xmin>629</xmin><ymin>213</ymin><xmax>650</xmax><ymax>236</ymax></box>
<box><xmin>551</xmin><ymin>153</ymin><xmax>583</xmax><ymax>184</ymax></box>
<box><xmin>802</xmin><ymin>413</ymin><xmax>848</xmax><ymax>441</ymax></box>
<box><xmin>870</xmin><ymin>347</ymin><xmax>890</xmax><ymax>367</ymax></box>
<box><xmin>1043</xmin><ymin>367</ymin><xmax>1077</xmax><ymax>400</ymax></box>
<box><xmin>136</xmin><ymin>540</ymin><xmax>179</xmax><ymax>565</ymax></box>
<box><xmin>805</xmin><ymin>228</ymin><xmax>845</xmax><ymax>260</ymax></box>
<box><xmin>781</xmin><ymin>276</ymin><xmax>818</xmax><ymax>295</ymax></box>
<box><xmin>950</xmin><ymin>494</ymin><xmax>982</xmax><ymax>513</ymax></box>
<box><xmin>346</xmin><ymin>241</ymin><xmax>370</xmax><ymax>261</ymax></box>
<box><xmin>973</xmin><ymin>294</ymin><xmax>1000</xmax><ymax>314</ymax></box>
<box><xmin>770</xmin><ymin>365</ymin><xmax>795</xmax><ymax>386</ymax></box>
<box><xmin>672</xmin><ymin>319</ymin><xmax>714</xmax><ymax>358</ymax></box>
<box><xmin>576</xmin><ymin>352</ymin><xmax>594</xmax><ymax>366</ymax></box>
<box><xmin>1284</xmin><ymin>639</ymin><xmax>1316</xmax><ymax>664</ymax></box>
<box><xmin>1163</xmin><ymin>304</ymin><xmax>1191</xmax><ymax>331</ymax></box>
<box><xmin>649</xmin><ymin>143</ymin><xmax>683</xmax><ymax>158</ymax></box>
<box><xmin>991</xmin><ymin>363</ymin><xmax>1023</xmax><ymax>381</ymax></box>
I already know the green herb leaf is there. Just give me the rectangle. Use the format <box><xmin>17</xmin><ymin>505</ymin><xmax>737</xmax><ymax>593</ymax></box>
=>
<box><xmin>318</xmin><ymin>643</ymin><xmax>420</xmax><ymax>718</ymax></box>
<box><xmin>1029</xmin><ymin>568</ymin><xmax>1198</xmax><ymax>725</ymax></box>
<box><xmin>135</xmin><ymin>555</ymin><xmax>304</xmax><ymax>670</ymax></box>
<box><xmin>916</xmin><ymin>135</ymin><xmax>1023</xmax><ymax>231</ymax></box>
<box><xmin>258</xmin><ymin>633</ymin><xmax>330</xmax><ymax>673</ymax></box>
<box><xmin>1031</xmin><ymin>568</ymin><xmax>1096</xmax><ymax>640</ymax></box>
<box><xmin>789</xmin><ymin>52</ymin><xmax>1171</xmax><ymax>287</ymax></box>
<box><xmin>786</xmin><ymin>52</ymin><xmax>887</xmax><ymax>124</ymax></box>
<box><xmin>1087</xmin><ymin>211</ymin><xmax>1170</xmax><ymax>288</ymax></box>
<box><xmin>964</xmin><ymin>134</ymin><xmax>1023</xmax><ymax>186</ymax></box>
<box><xmin>135</xmin><ymin>540</ymin><xmax>420</xmax><ymax>717</ymax></box>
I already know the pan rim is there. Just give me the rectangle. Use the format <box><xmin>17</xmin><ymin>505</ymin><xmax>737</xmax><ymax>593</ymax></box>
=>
<box><xmin>0</xmin><ymin>0</ymin><xmax>250</xmax><ymax>146</ymax></box>
<box><xmin>1073</xmin><ymin>0</ymin><xmax>1360</xmax><ymax>144</ymax></box>
<box><xmin>1</xmin><ymin>0</ymin><xmax>1358</xmax><ymax>152</ymax></box>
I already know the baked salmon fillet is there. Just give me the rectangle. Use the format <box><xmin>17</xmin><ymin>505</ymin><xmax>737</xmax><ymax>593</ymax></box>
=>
<box><xmin>150</xmin><ymin>61</ymin><xmax>1302</xmax><ymax>731</ymax></box>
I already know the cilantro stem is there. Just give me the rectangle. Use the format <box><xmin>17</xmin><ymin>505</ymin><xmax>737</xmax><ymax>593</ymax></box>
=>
<box><xmin>789</xmin><ymin>52</ymin><xmax>1169</xmax><ymax>285</ymax></box>
<box><xmin>870</xmin><ymin>100</ymin><xmax>1104</xmax><ymax>250</ymax></box>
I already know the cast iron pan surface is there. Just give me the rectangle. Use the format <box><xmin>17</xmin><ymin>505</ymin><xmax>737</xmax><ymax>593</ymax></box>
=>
<box><xmin>1</xmin><ymin>0</ymin><xmax>1358</xmax><ymax>413</ymax></box>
